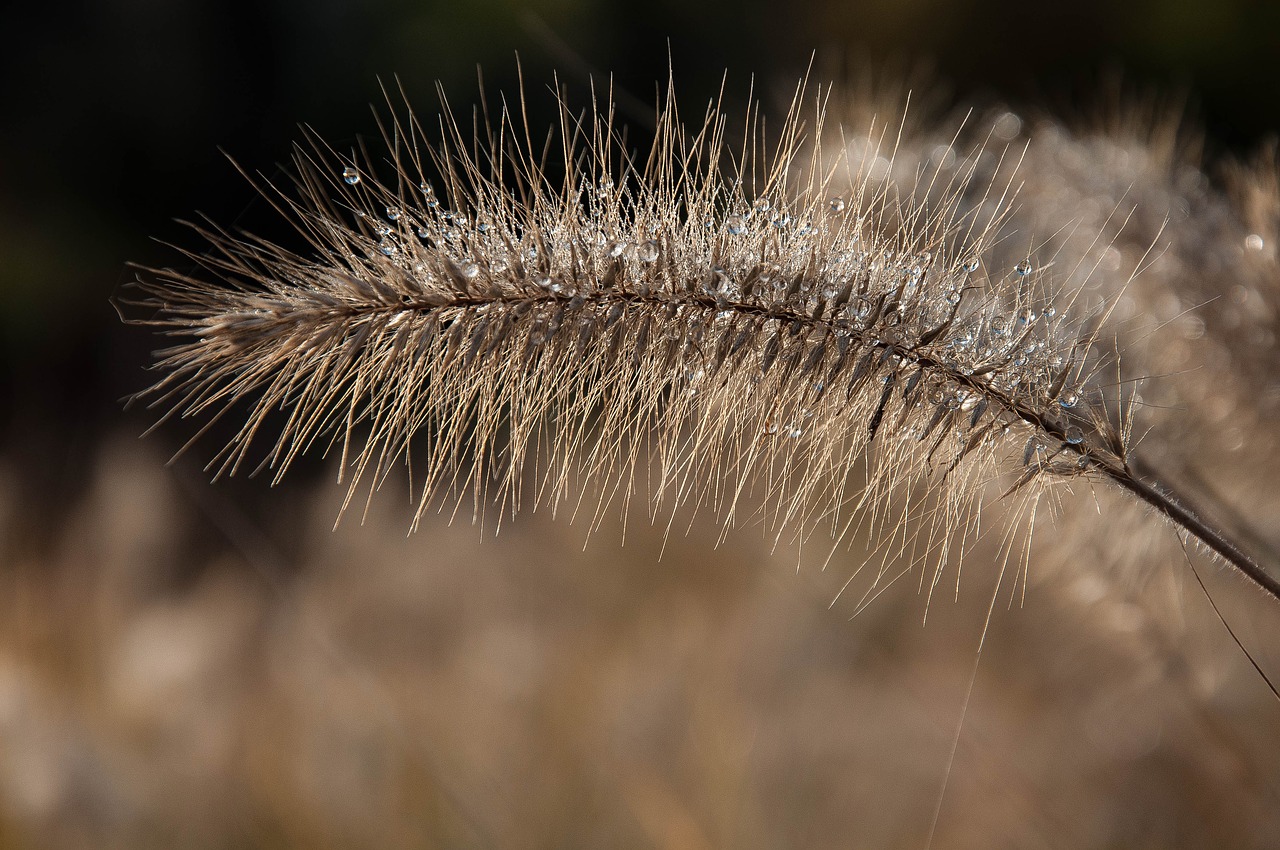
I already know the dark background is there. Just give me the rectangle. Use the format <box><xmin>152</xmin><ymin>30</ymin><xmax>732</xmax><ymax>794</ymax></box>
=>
<box><xmin>1</xmin><ymin>0</ymin><xmax>1277</xmax><ymax>543</ymax></box>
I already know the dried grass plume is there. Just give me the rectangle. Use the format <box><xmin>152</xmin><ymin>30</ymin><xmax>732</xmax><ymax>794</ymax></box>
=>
<box><xmin>120</xmin><ymin>74</ymin><xmax>1280</xmax><ymax>606</ymax></box>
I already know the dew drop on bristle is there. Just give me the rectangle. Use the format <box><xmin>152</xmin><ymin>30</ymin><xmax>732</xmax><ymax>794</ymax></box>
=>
<box><xmin>829</xmin><ymin>197</ymin><xmax>846</xmax><ymax>214</ymax></box>
<box><xmin>385</xmin><ymin>206</ymin><xmax>401</xmax><ymax>221</ymax></box>
<box><xmin>1059</xmin><ymin>391</ymin><xmax>1080</xmax><ymax>409</ymax></box>
<box><xmin>753</xmin><ymin>198</ymin><xmax>771</xmax><ymax>214</ymax></box>
<box><xmin>946</xmin><ymin>290</ymin><xmax>961</xmax><ymax>305</ymax></box>
<box><xmin>637</xmin><ymin>240</ymin><xmax>659</xmax><ymax>263</ymax></box>
<box><xmin>1064</xmin><ymin>426</ymin><xmax>1084</xmax><ymax>445</ymax></box>
<box><xmin>342</xmin><ymin>167</ymin><xmax>360</xmax><ymax>185</ymax></box>
<box><xmin>459</xmin><ymin>261</ymin><xmax>479</xmax><ymax>279</ymax></box>
<box><xmin>1015</xmin><ymin>260</ymin><xmax>1034</xmax><ymax>276</ymax></box>
<box><xmin>963</xmin><ymin>257</ymin><xmax>980</xmax><ymax>273</ymax></box>
<box><xmin>607</xmin><ymin>240</ymin><xmax>627</xmax><ymax>258</ymax></box>
<box><xmin>726</xmin><ymin>215</ymin><xmax>746</xmax><ymax>236</ymax></box>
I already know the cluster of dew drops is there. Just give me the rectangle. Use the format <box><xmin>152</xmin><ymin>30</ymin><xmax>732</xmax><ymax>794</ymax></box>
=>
<box><xmin>341</xmin><ymin>164</ymin><xmax>513</xmax><ymax>284</ymax></box>
<box><xmin>337</xmin><ymin>163</ymin><xmax>1090</xmax><ymax>453</ymax></box>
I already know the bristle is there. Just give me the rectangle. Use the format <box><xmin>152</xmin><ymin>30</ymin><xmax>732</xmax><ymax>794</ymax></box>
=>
<box><xmin>121</xmin><ymin>76</ymin><xmax>1280</xmax><ymax>602</ymax></box>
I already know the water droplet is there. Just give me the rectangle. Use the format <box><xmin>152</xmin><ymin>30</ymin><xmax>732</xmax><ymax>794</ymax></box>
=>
<box><xmin>637</xmin><ymin>240</ymin><xmax>659</xmax><ymax>263</ymax></box>
<box><xmin>598</xmin><ymin>176</ymin><xmax>614</xmax><ymax>191</ymax></box>
<box><xmin>607</xmin><ymin>240</ymin><xmax>627</xmax><ymax>258</ymax></box>
<box><xmin>795</xmin><ymin>225</ymin><xmax>816</xmax><ymax>237</ymax></box>
<box><xmin>1064</xmin><ymin>425</ymin><xmax>1084</xmax><ymax>445</ymax></box>
<box><xmin>385</xmin><ymin>206</ymin><xmax>402</xmax><ymax>221</ymax></box>
<box><xmin>946</xmin><ymin>290</ymin><xmax>962</xmax><ymax>305</ymax></box>
<box><xmin>1044</xmin><ymin>304</ymin><xmax>1057</xmax><ymax>318</ymax></box>
<box><xmin>1014</xmin><ymin>259</ymin><xmax>1033</xmax><ymax>276</ymax></box>
<box><xmin>342</xmin><ymin>166</ymin><xmax>360</xmax><ymax>185</ymax></box>
<box><xmin>929</xmin><ymin>144</ymin><xmax>957</xmax><ymax>169</ymax></box>
<box><xmin>963</xmin><ymin>257</ymin><xmax>980</xmax><ymax>273</ymax></box>
<box><xmin>703</xmin><ymin>218</ymin><xmax>716</xmax><ymax>230</ymax></box>
<box><xmin>477</xmin><ymin>221</ymin><xmax>492</xmax><ymax>234</ymax></box>
<box><xmin>1059</xmin><ymin>391</ymin><xmax>1080</xmax><ymax>408</ymax></box>
<box><xmin>378</xmin><ymin>241</ymin><xmax>397</xmax><ymax>256</ymax></box>
<box><xmin>375</xmin><ymin>222</ymin><xmax>392</xmax><ymax>236</ymax></box>
<box><xmin>772</xmin><ymin>213</ymin><xmax>792</xmax><ymax>230</ymax></box>
<box><xmin>829</xmin><ymin>197</ymin><xmax>846</xmax><ymax>214</ymax></box>
<box><xmin>753</xmin><ymin>197</ymin><xmax>771</xmax><ymax>214</ymax></box>
<box><xmin>726</xmin><ymin>215</ymin><xmax>746</xmax><ymax>236</ymax></box>
<box><xmin>992</xmin><ymin>111</ymin><xmax>1023</xmax><ymax>141</ymax></box>
<box><xmin>1245</xmin><ymin>233</ymin><xmax>1265</xmax><ymax>252</ymax></box>
<box><xmin>685</xmin><ymin>367</ymin><xmax>705</xmax><ymax>396</ymax></box>
<box><xmin>459</xmin><ymin>260</ymin><xmax>480</xmax><ymax>279</ymax></box>
<box><xmin>787</xmin><ymin>425</ymin><xmax>804</xmax><ymax>439</ymax></box>
<box><xmin>416</xmin><ymin>226</ymin><xmax>431</xmax><ymax>239</ymax></box>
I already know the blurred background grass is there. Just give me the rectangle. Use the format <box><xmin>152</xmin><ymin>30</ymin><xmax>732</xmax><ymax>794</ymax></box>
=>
<box><xmin>0</xmin><ymin>0</ymin><xmax>1278</xmax><ymax>847</ymax></box>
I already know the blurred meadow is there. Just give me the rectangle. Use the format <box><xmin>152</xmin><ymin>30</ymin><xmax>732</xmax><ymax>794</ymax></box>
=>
<box><xmin>2</xmin><ymin>0</ymin><xmax>1279</xmax><ymax>846</ymax></box>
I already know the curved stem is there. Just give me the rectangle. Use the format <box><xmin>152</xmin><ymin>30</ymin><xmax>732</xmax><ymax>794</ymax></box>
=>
<box><xmin>1097</xmin><ymin>459</ymin><xmax>1280</xmax><ymax>604</ymax></box>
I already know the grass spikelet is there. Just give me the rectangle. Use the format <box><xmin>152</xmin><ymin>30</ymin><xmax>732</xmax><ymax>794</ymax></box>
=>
<box><xmin>121</xmin><ymin>75</ymin><xmax>1280</xmax><ymax>604</ymax></box>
